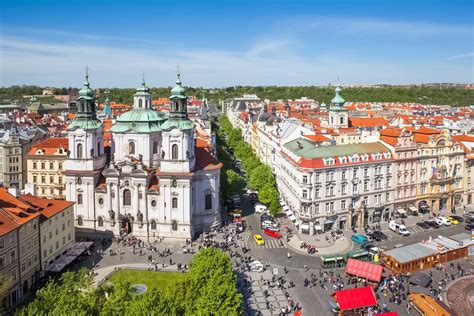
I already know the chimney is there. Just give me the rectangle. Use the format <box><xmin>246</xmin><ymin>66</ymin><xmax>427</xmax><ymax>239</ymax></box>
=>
<box><xmin>8</xmin><ymin>185</ymin><xmax>19</xmax><ymax>197</ymax></box>
<box><xmin>24</xmin><ymin>183</ymin><xmax>37</xmax><ymax>196</ymax></box>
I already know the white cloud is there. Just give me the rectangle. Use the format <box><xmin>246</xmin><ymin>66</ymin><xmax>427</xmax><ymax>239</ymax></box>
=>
<box><xmin>446</xmin><ymin>52</ymin><xmax>474</xmax><ymax>60</ymax></box>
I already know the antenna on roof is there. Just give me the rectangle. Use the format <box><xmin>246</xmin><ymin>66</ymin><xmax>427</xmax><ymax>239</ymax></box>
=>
<box><xmin>85</xmin><ymin>66</ymin><xmax>89</xmax><ymax>79</ymax></box>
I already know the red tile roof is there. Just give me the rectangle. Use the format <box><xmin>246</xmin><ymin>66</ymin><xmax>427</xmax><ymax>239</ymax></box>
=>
<box><xmin>380</xmin><ymin>135</ymin><xmax>398</xmax><ymax>146</ymax></box>
<box><xmin>303</xmin><ymin>134</ymin><xmax>331</xmax><ymax>142</ymax></box>
<box><xmin>28</xmin><ymin>138</ymin><xmax>68</xmax><ymax>156</ymax></box>
<box><xmin>19</xmin><ymin>194</ymin><xmax>74</xmax><ymax>219</ymax></box>
<box><xmin>0</xmin><ymin>188</ymin><xmax>40</xmax><ymax>225</ymax></box>
<box><xmin>404</xmin><ymin>126</ymin><xmax>440</xmax><ymax>135</ymax></box>
<box><xmin>413</xmin><ymin>134</ymin><xmax>429</xmax><ymax>143</ymax></box>
<box><xmin>349</xmin><ymin>117</ymin><xmax>389</xmax><ymax>128</ymax></box>
<box><xmin>0</xmin><ymin>210</ymin><xmax>19</xmax><ymax>236</ymax></box>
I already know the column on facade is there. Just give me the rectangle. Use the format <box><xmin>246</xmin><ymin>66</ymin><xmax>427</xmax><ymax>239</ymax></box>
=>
<box><xmin>105</xmin><ymin>183</ymin><xmax>111</xmax><ymax>220</ymax></box>
<box><xmin>133</xmin><ymin>184</ymin><xmax>139</xmax><ymax>214</ymax></box>
<box><xmin>114</xmin><ymin>183</ymin><xmax>120</xmax><ymax>218</ymax></box>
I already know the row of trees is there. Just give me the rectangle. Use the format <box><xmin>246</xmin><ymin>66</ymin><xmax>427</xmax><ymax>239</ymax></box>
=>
<box><xmin>17</xmin><ymin>248</ymin><xmax>242</xmax><ymax>315</ymax></box>
<box><xmin>2</xmin><ymin>85</ymin><xmax>472</xmax><ymax>107</ymax></box>
<box><xmin>217</xmin><ymin>116</ymin><xmax>281</xmax><ymax>216</ymax></box>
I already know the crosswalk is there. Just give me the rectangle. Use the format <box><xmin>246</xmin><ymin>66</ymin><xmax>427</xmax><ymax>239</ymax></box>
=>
<box><xmin>242</xmin><ymin>238</ymin><xmax>286</xmax><ymax>250</ymax></box>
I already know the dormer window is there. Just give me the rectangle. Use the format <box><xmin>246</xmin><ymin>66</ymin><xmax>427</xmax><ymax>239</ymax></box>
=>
<box><xmin>350</xmin><ymin>155</ymin><xmax>359</xmax><ymax>163</ymax></box>
<box><xmin>339</xmin><ymin>156</ymin><xmax>347</xmax><ymax>164</ymax></box>
<box><xmin>324</xmin><ymin>158</ymin><xmax>335</xmax><ymax>166</ymax></box>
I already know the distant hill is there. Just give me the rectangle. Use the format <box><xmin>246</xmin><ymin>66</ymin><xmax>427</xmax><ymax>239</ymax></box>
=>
<box><xmin>2</xmin><ymin>85</ymin><xmax>473</xmax><ymax>107</ymax></box>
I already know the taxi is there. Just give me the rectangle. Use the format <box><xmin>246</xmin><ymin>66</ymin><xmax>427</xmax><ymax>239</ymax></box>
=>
<box><xmin>253</xmin><ymin>234</ymin><xmax>265</xmax><ymax>245</ymax></box>
<box><xmin>447</xmin><ymin>216</ymin><xmax>459</xmax><ymax>225</ymax></box>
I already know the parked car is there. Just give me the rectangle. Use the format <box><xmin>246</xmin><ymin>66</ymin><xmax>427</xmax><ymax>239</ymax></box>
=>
<box><xmin>367</xmin><ymin>232</ymin><xmax>382</xmax><ymax>242</ymax></box>
<box><xmin>435</xmin><ymin>216</ymin><xmax>451</xmax><ymax>226</ymax></box>
<box><xmin>466</xmin><ymin>217</ymin><xmax>474</xmax><ymax>224</ymax></box>
<box><xmin>389</xmin><ymin>221</ymin><xmax>410</xmax><ymax>236</ymax></box>
<box><xmin>425</xmin><ymin>220</ymin><xmax>440</xmax><ymax>229</ymax></box>
<box><xmin>465</xmin><ymin>224</ymin><xmax>474</xmax><ymax>230</ymax></box>
<box><xmin>418</xmin><ymin>201</ymin><xmax>431</xmax><ymax>214</ymax></box>
<box><xmin>253</xmin><ymin>234</ymin><xmax>265</xmax><ymax>245</ymax></box>
<box><xmin>371</xmin><ymin>230</ymin><xmax>388</xmax><ymax>240</ymax></box>
<box><xmin>249</xmin><ymin>193</ymin><xmax>259</xmax><ymax>203</ymax></box>
<box><xmin>417</xmin><ymin>221</ymin><xmax>430</xmax><ymax>229</ymax></box>
<box><xmin>261</xmin><ymin>214</ymin><xmax>274</xmax><ymax>222</ymax></box>
<box><xmin>447</xmin><ymin>216</ymin><xmax>459</xmax><ymax>225</ymax></box>
<box><xmin>464</xmin><ymin>212</ymin><xmax>474</xmax><ymax>220</ymax></box>
<box><xmin>249</xmin><ymin>260</ymin><xmax>265</xmax><ymax>272</ymax></box>
<box><xmin>261</xmin><ymin>220</ymin><xmax>278</xmax><ymax>229</ymax></box>
<box><xmin>448</xmin><ymin>215</ymin><xmax>464</xmax><ymax>222</ymax></box>
<box><xmin>264</xmin><ymin>228</ymin><xmax>282</xmax><ymax>239</ymax></box>
<box><xmin>255</xmin><ymin>203</ymin><xmax>267</xmax><ymax>214</ymax></box>
<box><xmin>351</xmin><ymin>234</ymin><xmax>368</xmax><ymax>244</ymax></box>
<box><xmin>235</xmin><ymin>221</ymin><xmax>244</xmax><ymax>232</ymax></box>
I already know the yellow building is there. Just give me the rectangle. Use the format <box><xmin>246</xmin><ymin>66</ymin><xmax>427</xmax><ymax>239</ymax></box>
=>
<box><xmin>415</xmin><ymin>129</ymin><xmax>464</xmax><ymax>215</ymax></box>
<box><xmin>27</xmin><ymin>138</ymin><xmax>68</xmax><ymax>199</ymax></box>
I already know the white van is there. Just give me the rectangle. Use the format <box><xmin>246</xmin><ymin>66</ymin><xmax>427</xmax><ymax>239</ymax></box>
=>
<box><xmin>435</xmin><ymin>216</ymin><xmax>451</xmax><ymax>226</ymax></box>
<box><xmin>389</xmin><ymin>220</ymin><xmax>410</xmax><ymax>236</ymax></box>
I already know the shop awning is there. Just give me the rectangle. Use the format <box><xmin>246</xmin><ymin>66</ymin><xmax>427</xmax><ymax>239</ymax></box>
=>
<box><xmin>334</xmin><ymin>286</ymin><xmax>377</xmax><ymax>311</ymax></box>
<box><xmin>45</xmin><ymin>262</ymin><xmax>67</xmax><ymax>273</ymax></box>
<box><xmin>282</xmin><ymin>205</ymin><xmax>289</xmax><ymax>211</ymax></box>
<box><xmin>285</xmin><ymin>209</ymin><xmax>292</xmax><ymax>216</ymax></box>
<box><xmin>301</xmin><ymin>223</ymin><xmax>310</xmax><ymax>230</ymax></box>
<box><xmin>314</xmin><ymin>225</ymin><xmax>322</xmax><ymax>231</ymax></box>
<box><xmin>409</xmin><ymin>206</ymin><xmax>418</xmax><ymax>213</ymax></box>
<box><xmin>289</xmin><ymin>215</ymin><xmax>296</xmax><ymax>222</ymax></box>
<box><xmin>396</xmin><ymin>208</ymin><xmax>406</xmax><ymax>215</ymax></box>
<box><xmin>345</xmin><ymin>259</ymin><xmax>384</xmax><ymax>283</ymax></box>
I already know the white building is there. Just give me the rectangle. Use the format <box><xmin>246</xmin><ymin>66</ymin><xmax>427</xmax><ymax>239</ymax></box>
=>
<box><xmin>64</xmin><ymin>74</ymin><xmax>222</xmax><ymax>240</ymax></box>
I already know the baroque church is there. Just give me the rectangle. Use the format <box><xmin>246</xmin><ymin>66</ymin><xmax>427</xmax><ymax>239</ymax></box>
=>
<box><xmin>64</xmin><ymin>73</ymin><xmax>222</xmax><ymax>240</ymax></box>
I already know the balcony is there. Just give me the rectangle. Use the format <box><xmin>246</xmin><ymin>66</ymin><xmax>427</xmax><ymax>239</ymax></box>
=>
<box><xmin>430</xmin><ymin>177</ymin><xmax>454</xmax><ymax>185</ymax></box>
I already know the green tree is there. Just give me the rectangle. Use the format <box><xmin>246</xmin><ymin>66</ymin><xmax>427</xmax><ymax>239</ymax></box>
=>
<box><xmin>249</xmin><ymin>165</ymin><xmax>274</xmax><ymax>190</ymax></box>
<box><xmin>0</xmin><ymin>273</ymin><xmax>13</xmax><ymax>313</ymax></box>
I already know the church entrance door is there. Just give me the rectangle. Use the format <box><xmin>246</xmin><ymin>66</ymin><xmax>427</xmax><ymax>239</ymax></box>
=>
<box><xmin>121</xmin><ymin>217</ymin><xmax>132</xmax><ymax>236</ymax></box>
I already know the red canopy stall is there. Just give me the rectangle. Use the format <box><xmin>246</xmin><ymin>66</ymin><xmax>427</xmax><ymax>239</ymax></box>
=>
<box><xmin>345</xmin><ymin>258</ymin><xmax>384</xmax><ymax>283</ymax></box>
<box><xmin>334</xmin><ymin>286</ymin><xmax>377</xmax><ymax>313</ymax></box>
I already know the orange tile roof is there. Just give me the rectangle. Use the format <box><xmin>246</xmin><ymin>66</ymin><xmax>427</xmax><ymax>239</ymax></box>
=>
<box><xmin>0</xmin><ymin>188</ymin><xmax>40</xmax><ymax>225</ymax></box>
<box><xmin>349</xmin><ymin>117</ymin><xmax>389</xmax><ymax>128</ymax></box>
<box><xmin>404</xmin><ymin>126</ymin><xmax>441</xmax><ymax>135</ymax></box>
<box><xmin>379</xmin><ymin>128</ymin><xmax>402</xmax><ymax>137</ymax></box>
<box><xmin>19</xmin><ymin>194</ymin><xmax>74</xmax><ymax>219</ymax></box>
<box><xmin>0</xmin><ymin>210</ymin><xmax>19</xmax><ymax>236</ymax></box>
<box><xmin>303</xmin><ymin>134</ymin><xmax>331</xmax><ymax>142</ymax></box>
<box><xmin>152</xmin><ymin>98</ymin><xmax>169</xmax><ymax>106</ymax></box>
<box><xmin>28</xmin><ymin>138</ymin><xmax>68</xmax><ymax>156</ymax></box>
<box><xmin>413</xmin><ymin>134</ymin><xmax>429</xmax><ymax>143</ymax></box>
<box><xmin>380</xmin><ymin>135</ymin><xmax>398</xmax><ymax>146</ymax></box>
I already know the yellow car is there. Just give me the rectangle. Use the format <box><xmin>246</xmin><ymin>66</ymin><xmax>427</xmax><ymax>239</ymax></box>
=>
<box><xmin>228</xmin><ymin>209</ymin><xmax>242</xmax><ymax>216</ymax></box>
<box><xmin>254</xmin><ymin>234</ymin><xmax>265</xmax><ymax>245</ymax></box>
<box><xmin>448</xmin><ymin>216</ymin><xmax>459</xmax><ymax>225</ymax></box>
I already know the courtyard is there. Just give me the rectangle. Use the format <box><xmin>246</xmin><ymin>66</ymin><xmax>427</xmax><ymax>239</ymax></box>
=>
<box><xmin>104</xmin><ymin>269</ymin><xmax>188</xmax><ymax>292</ymax></box>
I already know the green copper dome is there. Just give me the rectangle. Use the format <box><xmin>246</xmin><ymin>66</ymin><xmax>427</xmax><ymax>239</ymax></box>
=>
<box><xmin>170</xmin><ymin>74</ymin><xmax>186</xmax><ymax>99</ymax></box>
<box><xmin>78</xmin><ymin>75</ymin><xmax>94</xmax><ymax>100</ymax></box>
<box><xmin>331</xmin><ymin>86</ymin><xmax>345</xmax><ymax>105</ymax></box>
<box><xmin>110</xmin><ymin>109</ymin><xmax>167</xmax><ymax>133</ymax></box>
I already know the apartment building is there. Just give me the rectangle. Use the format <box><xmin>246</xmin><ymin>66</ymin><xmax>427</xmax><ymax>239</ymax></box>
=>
<box><xmin>27</xmin><ymin>138</ymin><xmax>68</xmax><ymax>199</ymax></box>
<box><xmin>0</xmin><ymin>131</ymin><xmax>28</xmax><ymax>189</ymax></box>
<box><xmin>0</xmin><ymin>211</ymin><xmax>20</xmax><ymax>309</ymax></box>
<box><xmin>277</xmin><ymin>139</ymin><xmax>394</xmax><ymax>235</ymax></box>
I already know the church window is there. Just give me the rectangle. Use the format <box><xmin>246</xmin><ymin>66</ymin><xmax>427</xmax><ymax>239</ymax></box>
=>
<box><xmin>97</xmin><ymin>217</ymin><xmax>104</xmax><ymax>227</ymax></box>
<box><xmin>77</xmin><ymin>177</ymin><xmax>82</xmax><ymax>185</ymax></box>
<box><xmin>331</xmin><ymin>117</ymin><xmax>334</xmax><ymax>124</ymax></box>
<box><xmin>172</xmin><ymin>144</ymin><xmax>178</xmax><ymax>160</ymax></box>
<box><xmin>123</xmin><ymin>189</ymin><xmax>131</xmax><ymax>206</ymax></box>
<box><xmin>98</xmin><ymin>198</ymin><xmax>104</xmax><ymax>205</ymax></box>
<box><xmin>171</xmin><ymin>220</ymin><xmax>178</xmax><ymax>231</ymax></box>
<box><xmin>97</xmin><ymin>141</ymin><xmax>102</xmax><ymax>155</ymax></box>
<box><xmin>340</xmin><ymin>116</ymin><xmax>344</xmax><ymax>125</ymax></box>
<box><xmin>151</xmin><ymin>200</ymin><xmax>157</xmax><ymax>207</ymax></box>
<box><xmin>138</xmin><ymin>99</ymin><xmax>143</xmax><ymax>108</ymax></box>
<box><xmin>153</xmin><ymin>141</ymin><xmax>158</xmax><ymax>154</ymax></box>
<box><xmin>171</xmin><ymin>179</ymin><xmax>177</xmax><ymax>188</ymax></box>
<box><xmin>205</xmin><ymin>194</ymin><xmax>212</xmax><ymax>210</ymax></box>
<box><xmin>77</xmin><ymin>194</ymin><xmax>83</xmax><ymax>205</ymax></box>
<box><xmin>129</xmin><ymin>142</ymin><xmax>135</xmax><ymax>155</ymax></box>
<box><xmin>172</xmin><ymin>198</ymin><xmax>178</xmax><ymax>209</ymax></box>
<box><xmin>151</xmin><ymin>220</ymin><xmax>157</xmax><ymax>230</ymax></box>
<box><xmin>77</xmin><ymin>143</ymin><xmax>83</xmax><ymax>159</ymax></box>
<box><xmin>77</xmin><ymin>216</ymin><xmax>83</xmax><ymax>226</ymax></box>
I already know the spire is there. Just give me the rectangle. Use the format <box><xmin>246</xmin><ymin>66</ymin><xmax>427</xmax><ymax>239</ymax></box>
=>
<box><xmin>68</xmin><ymin>71</ymin><xmax>101</xmax><ymax>130</ymax></box>
<box><xmin>330</xmin><ymin>85</ymin><xmax>345</xmax><ymax>110</ymax></box>
<box><xmin>104</xmin><ymin>89</ymin><xmax>112</xmax><ymax>117</ymax></box>
<box><xmin>170</xmin><ymin>70</ymin><xmax>186</xmax><ymax>99</ymax></box>
<box><xmin>79</xmin><ymin>67</ymin><xmax>94</xmax><ymax>100</ymax></box>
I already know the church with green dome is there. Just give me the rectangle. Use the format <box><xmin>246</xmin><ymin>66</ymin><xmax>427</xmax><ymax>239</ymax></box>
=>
<box><xmin>64</xmin><ymin>73</ymin><xmax>222</xmax><ymax>240</ymax></box>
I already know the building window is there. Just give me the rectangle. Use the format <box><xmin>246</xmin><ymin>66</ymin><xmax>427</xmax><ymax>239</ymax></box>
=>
<box><xmin>33</xmin><ymin>162</ymin><xmax>37</xmax><ymax>169</ymax></box>
<box><xmin>77</xmin><ymin>194</ymin><xmax>83</xmax><ymax>205</ymax></box>
<box><xmin>129</xmin><ymin>142</ymin><xmax>135</xmax><ymax>155</ymax></box>
<box><xmin>302</xmin><ymin>175</ymin><xmax>308</xmax><ymax>184</ymax></box>
<box><xmin>77</xmin><ymin>216</ymin><xmax>83</xmax><ymax>226</ymax></box>
<box><xmin>138</xmin><ymin>99</ymin><xmax>143</xmax><ymax>108</ymax></box>
<box><xmin>172</xmin><ymin>198</ymin><xmax>178</xmax><ymax>209</ymax></box>
<box><xmin>302</xmin><ymin>190</ymin><xmax>308</xmax><ymax>199</ymax></box>
<box><xmin>49</xmin><ymin>162</ymin><xmax>54</xmax><ymax>169</ymax></box>
<box><xmin>98</xmin><ymin>198</ymin><xmax>104</xmax><ymax>205</ymax></box>
<box><xmin>341</xmin><ymin>200</ymin><xmax>346</xmax><ymax>210</ymax></box>
<box><xmin>151</xmin><ymin>200</ymin><xmax>157</xmax><ymax>207</ymax></box>
<box><xmin>97</xmin><ymin>217</ymin><xmax>104</xmax><ymax>227</ymax></box>
<box><xmin>41</xmin><ymin>162</ymin><xmax>45</xmax><ymax>169</ymax></box>
<box><xmin>205</xmin><ymin>194</ymin><xmax>212</xmax><ymax>210</ymax></box>
<box><xmin>340</xmin><ymin>116</ymin><xmax>344</xmax><ymax>125</ymax></box>
<box><xmin>172</xmin><ymin>144</ymin><xmax>178</xmax><ymax>160</ymax></box>
<box><xmin>50</xmin><ymin>176</ymin><xmax>54</xmax><ymax>183</ymax></box>
<box><xmin>315</xmin><ymin>188</ymin><xmax>320</xmax><ymax>198</ymax></box>
<box><xmin>77</xmin><ymin>143</ymin><xmax>83</xmax><ymax>159</ymax></box>
<box><xmin>151</xmin><ymin>220</ymin><xmax>157</xmax><ymax>230</ymax></box>
<box><xmin>153</xmin><ymin>141</ymin><xmax>158</xmax><ymax>154</ymax></box>
<box><xmin>33</xmin><ymin>175</ymin><xmax>37</xmax><ymax>183</ymax></box>
<box><xmin>171</xmin><ymin>220</ymin><xmax>178</xmax><ymax>231</ymax></box>
<box><xmin>341</xmin><ymin>183</ymin><xmax>347</xmax><ymax>195</ymax></box>
<box><xmin>123</xmin><ymin>189</ymin><xmax>131</xmax><ymax>206</ymax></box>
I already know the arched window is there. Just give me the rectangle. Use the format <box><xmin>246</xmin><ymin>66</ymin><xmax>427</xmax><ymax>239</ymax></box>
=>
<box><xmin>172</xmin><ymin>197</ymin><xmax>178</xmax><ymax>209</ymax></box>
<box><xmin>151</xmin><ymin>220</ymin><xmax>157</xmax><ymax>230</ymax></box>
<box><xmin>171</xmin><ymin>179</ymin><xmax>177</xmax><ymax>188</ymax></box>
<box><xmin>77</xmin><ymin>216</ymin><xmax>83</xmax><ymax>226</ymax></box>
<box><xmin>123</xmin><ymin>189</ymin><xmax>131</xmax><ymax>206</ymax></box>
<box><xmin>77</xmin><ymin>143</ymin><xmax>83</xmax><ymax>159</ymax></box>
<box><xmin>171</xmin><ymin>220</ymin><xmax>178</xmax><ymax>231</ymax></box>
<box><xmin>330</xmin><ymin>117</ymin><xmax>334</xmax><ymax>124</ymax></box>
<box><xmin>97</xmin><ymin>217</ymin><xmax>104</xmax><ymax>227</ymax></box>
<box><xmin>138</xmin><ymin>99</ymin><xmax>143</xmax><ymax>108</ymax></box>
<box><xmin>172</xmin><ymin>144</ymin><xmax>178</xmax><ymax>160</ymax></box>
<box><xmin>77</xmin><ymin>194</ymin><xmax>83</xmax><ymax>205</ymax></box>
<box><xmin>340</xmin><ymin>116</ymin><xmax>344</xmax><ymax>125</ymax></box>
<box><xmin>153</xmin><ymin>141</ymin><xmax>158</xmax><ymax>154</ymax></box>
<box><xmin>129</xmin><ymin>142</ymin><xmax>135</xmax><ymax>155</ymax></box>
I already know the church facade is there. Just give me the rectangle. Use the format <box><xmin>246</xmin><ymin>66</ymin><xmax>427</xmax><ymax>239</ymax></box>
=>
<box><xmin>64</xmin><ymin>74</ymin><xmax>222</xmax><ymax>240</ymax></box>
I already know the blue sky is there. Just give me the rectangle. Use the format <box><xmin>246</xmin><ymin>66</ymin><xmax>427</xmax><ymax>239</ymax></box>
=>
<box><xmin>0</xmin><ymin>0</ymin><xmax>473</xmax><ymax>88</ymax></box>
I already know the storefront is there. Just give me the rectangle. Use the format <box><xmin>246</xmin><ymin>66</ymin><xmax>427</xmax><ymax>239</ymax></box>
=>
<box><xmin>372</xmin><ymin>207</ymin><xmax>383</xmax><ymax>222</ymax></box>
